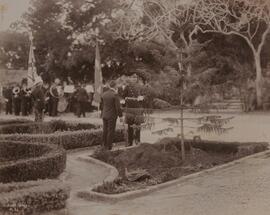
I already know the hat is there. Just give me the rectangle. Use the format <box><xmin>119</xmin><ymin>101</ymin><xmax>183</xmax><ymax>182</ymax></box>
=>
<box><xmin>33</xmin><ymin>76</ymin><xmax>43</xmax><ymax>86</ymax></box>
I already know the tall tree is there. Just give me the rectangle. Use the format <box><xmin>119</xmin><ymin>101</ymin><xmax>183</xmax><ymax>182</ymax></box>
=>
<box><xmin>0</xmin><ymin>31</ymin><xmax>29</xmax><ymax>69</ymax></box>
<box><xmin>192</xmin><ymin>0</ymin><xmax>270</xmax><ymax>107</ymax></box>
<box><xmin>22</xmin><ymin>0</ymin><xmax>71</xmax><ymax>81</ymax></box>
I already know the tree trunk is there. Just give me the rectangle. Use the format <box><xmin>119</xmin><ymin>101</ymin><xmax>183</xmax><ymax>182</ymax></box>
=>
<box><xmin>187</xmin><ymin>63</ymin><xmax>192</xmax><ymax>77</ymax></box>
<box><xmin>254</xmin><ymin>52</ymin><xmax>263</xmax><ymax>108</ymax></box>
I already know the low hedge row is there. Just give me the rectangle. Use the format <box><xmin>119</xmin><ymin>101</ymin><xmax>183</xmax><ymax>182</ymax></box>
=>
<box><xmin>159</xmin><ymin>137</ymin><xmax>268</xmax><ymax>155</ymax></box>
<box><xmin>0</xmin><ymin>120</ymin><xmax>100</xmax><ymax>134</ymax></box>
<box><xmin>0</xmin><ymin>141</ymin><xmax>66</xmax><ymax>183</ymax></box>
<box><xmin>0</xmin><ymin>129</ymin><xmax>125</xmax><ymax>150</ymax></box>
<box><xmin>0</xmin><ymin>141</ymin><xmax>49</xmax><ymax>162</ymax></box>
<box><xmin>0</xmin><ymin>180</ymin><xmax>70</xmax><ymax>215</ymax></box>
<box><xmin>190</xmin><ymin>139</ymin><xmax>268</xmax><ymax>156</ymax></box>
<box><xmin>0</xmin><ymin>119</ymin><xmax>33</xmax><ymax>126</ymax></box>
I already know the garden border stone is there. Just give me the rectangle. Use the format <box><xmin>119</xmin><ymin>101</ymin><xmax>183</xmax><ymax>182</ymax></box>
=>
<box><xmin>77</xmin><ymin>149</ymin><xmax>270</xmax><ymax>203</ymax></box>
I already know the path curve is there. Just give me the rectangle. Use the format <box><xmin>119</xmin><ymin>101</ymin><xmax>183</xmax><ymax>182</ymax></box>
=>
<box><xmin>63</xmin><ymin>150</ymin><xmax>270</xmax><ymax>215</ymax></box>
<box><xmin>64</xmin><ymin>148</ymin><xmax>110</xmax><ymax>213</ymax></box>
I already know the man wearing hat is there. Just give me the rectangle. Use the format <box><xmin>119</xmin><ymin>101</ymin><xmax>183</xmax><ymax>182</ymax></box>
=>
<box><xmin>31</xmin><ymin>77</ymin><xmax>47</xmax><ymax>122</ymax></box>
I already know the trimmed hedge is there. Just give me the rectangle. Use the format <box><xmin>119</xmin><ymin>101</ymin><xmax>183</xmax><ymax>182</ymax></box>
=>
<box><xmin>158</xmin><ymin>137</ymin><xmax>268</xmax><ymax>155</ymax></box>
<box><xmin>0</xmin><ymin>141</ymin><xmax>49</xmax><ymax>162</ymax></box>
<box><xmin>0</xmin><ymin>119</ymin><xmax>33</xmax><ymax>126</ymax></box>
<box><xmin>0</xmin><ymin>129</ymin><xmax>125</xmax><ymax>150</ymax></box>
<box><xmin>0</xmin><ymin>180</ymin><xmax>70</xmax><ymax>215</ymax></box>
<box><xmin>0</xmin><ymin>141</ymin><xmax>66</xmax><ymax>183</ymax></box>
<box><xmin>0</xmin><ymin>120</ymin><xmax>100</xmax><ymax>134</ymax></box>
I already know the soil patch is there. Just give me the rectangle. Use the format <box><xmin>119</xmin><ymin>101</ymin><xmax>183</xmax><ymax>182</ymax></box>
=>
<box><xmin>91</xmin><ymin>141</ymin><xmax>243</xmax><ymax>194</ymax></box>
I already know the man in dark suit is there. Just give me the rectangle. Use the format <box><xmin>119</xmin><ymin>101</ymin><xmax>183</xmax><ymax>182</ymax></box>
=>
<box><xmin>3</xmin><ymin>86</ymin><xmax>13</xmax><ymax>115</ymax></box>
<box><xmin>100</xmin><ymin>80</ymin><xmax>123</xmax><ymax>150</ymax></box>
<box><xmin>31</xmin><ymin>78</ymin><xmax>46</xmax><ymax>122</ymax></box>
<box><xmin>75</xmin><ymin>84</ymin><xmax>89</xmax><ymax>117</ymax></box>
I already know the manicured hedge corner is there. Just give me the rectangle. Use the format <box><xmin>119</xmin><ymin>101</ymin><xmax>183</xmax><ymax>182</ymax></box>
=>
<box><xmin>0</xmin><ymin>141</ymin><xmax>66</xmax><ymax>183</ymax></box>
<box><xmin>0</xmin><ymin>129</ymin><xmax>125</xmax><ymax>151</ymax></box>
<box><xmin>0</xmin><ymin>120</ymin><xmax>100</xmax><ymax>134</ymax></box>
<box><xmin>0</xmin><ymin>180</ymin><xmax>70</xmax><ymax>215</ymax></box>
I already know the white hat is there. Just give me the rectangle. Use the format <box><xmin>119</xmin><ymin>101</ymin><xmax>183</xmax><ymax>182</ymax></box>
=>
<box><xmin>33</xmin><ymin>76</ymin><xmax>43</xmax><ymax>86</ymax></box>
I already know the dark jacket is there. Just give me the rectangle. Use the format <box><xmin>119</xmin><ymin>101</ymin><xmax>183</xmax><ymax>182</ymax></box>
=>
<box><xmin>32</xmin><ymin>85</ymin><xmax>46</xmax><ymax>111</ymax></box>
<box><xmin>100</xmin><ymin>89</ymin><xmax>122</xmax><ymax>119</ymax></box>
<box><xmin>122</xmin><ymin>84</ymin><xmax>144</xmax><ymax>125</ymax></box>
<box><xmin>3</xmin><ymin>87</ymin><xmax>12</xmax><ymax>101</ymax></box>
<box><xmin>75</xmin><ymin>87</ymin><xmax>88</xmax><ymax>102</ymax></box>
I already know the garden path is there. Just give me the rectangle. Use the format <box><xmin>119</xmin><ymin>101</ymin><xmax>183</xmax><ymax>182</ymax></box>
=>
<box><xmin>1</xmin><ymin>111</ymin><xmax>270</xmax><ymax>143</ymax></box>
<box><xmin>66</xmin><ymin>148</ymin><xmax>270</xmax><ymax>215</ymax></box>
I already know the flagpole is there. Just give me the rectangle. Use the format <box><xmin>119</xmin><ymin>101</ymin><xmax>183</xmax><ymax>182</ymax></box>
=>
<box><xmin>94</xmin><ymin>38</ymin><xmax>103</xmax><ymax>113</ymax></box>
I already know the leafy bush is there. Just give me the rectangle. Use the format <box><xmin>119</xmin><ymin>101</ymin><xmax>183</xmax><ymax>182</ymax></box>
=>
<box><xmin>153</xmin><ymin>98</ymin><xmax>172</xmax><ymax>109</ymax></box>
<box><xmin>0</xmin><ymin>180</ymin><xmax>69</xmax><ymax>215</ymax></box>
<box><xmin>0</xmin><ymin>129</ymin><xmax>124</xmax><ymax>150</ymax></box>
<box><xmin>0</xmin><ymin>120</ymin><xmax>99</xmax><ymax>134</ymax></box>
<box><xmin>0</xmin><ymin>141</ymin><xmax>66</xmax><ymax>183</ymax></box>
<box><xmin>149</xmin><ymin>67</ymin><xmax>181</xmax><ymax>105</ymax></box>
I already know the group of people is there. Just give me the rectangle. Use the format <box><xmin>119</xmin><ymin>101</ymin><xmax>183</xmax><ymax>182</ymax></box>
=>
<box><xmin>2</xmin><ymin>77</ymin><xmax>95</xmax><ymax>121</ymax></box>
<box><xmin>2</xmin><ymin>78</ymin><xmax>61</xmax><ymax>119</ymax></box>
<box><xmin>3</xmin><ymin>82</ymin><xmax>33</xmax><ymax>116</ymax></box>
<box><xmin>101</xmin><ymin>74</ymin><xmax>146</xmax><ymax>150</ymax></box>
<box><xmin>2</xmin><ymin>73</ymin><xmax>146</xmax><ymax>149</ymax></box>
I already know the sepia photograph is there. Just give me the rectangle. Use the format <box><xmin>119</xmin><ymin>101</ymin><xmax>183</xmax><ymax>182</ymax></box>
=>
<box><xmin>1</xmin><ymin>0</ymin><xmax>270</xmax><ymax>214</ymax></box>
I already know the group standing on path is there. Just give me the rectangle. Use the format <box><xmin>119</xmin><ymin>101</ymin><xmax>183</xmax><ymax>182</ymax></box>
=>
<box><xmin>100</xmin><ymin>74</ymin><xmax>145</xmax><ymax>150</ymax></box>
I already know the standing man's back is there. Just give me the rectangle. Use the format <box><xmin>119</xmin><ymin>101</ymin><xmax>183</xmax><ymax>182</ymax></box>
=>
<box><xmin>100</xmin><ymin>81</ymin><xmax>122</xmax><ymax>150</ymax></box>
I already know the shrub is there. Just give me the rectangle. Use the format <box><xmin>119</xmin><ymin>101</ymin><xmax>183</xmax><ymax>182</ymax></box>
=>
<box><xmin>190</xmin><ymin>140</ymin><xmax>268</xmax><ymax>155</ymax></box>
<box><xmin>0</xmin><ymin>180</ymin><xmax>70</xmax><ymax>215</ymax></box>
<box><xmin>0</xmin><ymin>141</ymin><xmax>66</xmax><ymax>183</ymax></box>
<box><xmin>153</xmin><ymin>98</ymin><xmax>172</xmax><ymax>109</ymax></box>
<box><xmin>0</xmin><ymin>129</ymin><xmax>124</xmax><ymax>150</ymax></box>
<box><xmin>0</xmin><ymin>141</ymin><xmax>49</xmax><ymax>162</ymax></box>
<box><xmin>0</xmin><ymin>120</ymin><xmax>99</xmax><ymax>134</ymax></box>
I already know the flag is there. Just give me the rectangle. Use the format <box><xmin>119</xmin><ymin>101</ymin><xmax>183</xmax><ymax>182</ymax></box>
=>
<box><xmin>27</xmin><ymin>32</ymin><xmax>39</xmax><ymax>88</ymax></box>
<box><xmin>93</xmin><ymin>41</ymin><xmax>103</xmax><ymax>106</ymax></box>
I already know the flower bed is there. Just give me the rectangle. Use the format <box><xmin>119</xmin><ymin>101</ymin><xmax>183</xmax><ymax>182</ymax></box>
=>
<box><xmin>92</xmin><ymin>138</ymin><xmax>268</xmax><ymax>194</ymax></box>
<box><xmin>0</xmin><ymin>129</ymin><xmax>124</xmax><ymax>150</ymax></box>
<box><xmin>0</xmin><ymin>120</ymin><xmax>99</xmax><ymax>134</ymax></box>
<box><xmin>0</xmin><ymin>141</ymin><xmax>66</xmax><ymax>183</ymax></box>
<box><xmin>0</xmin><ymin>180</ymin><xmax>70</xmax><ymax>215</ymax></box>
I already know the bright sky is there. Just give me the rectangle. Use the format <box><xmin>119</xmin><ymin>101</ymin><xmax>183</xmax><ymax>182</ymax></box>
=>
<box><xmin>0</xmin><ymin>0</ymin><xmax>30</xmax><ymax>30</ymax></box>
